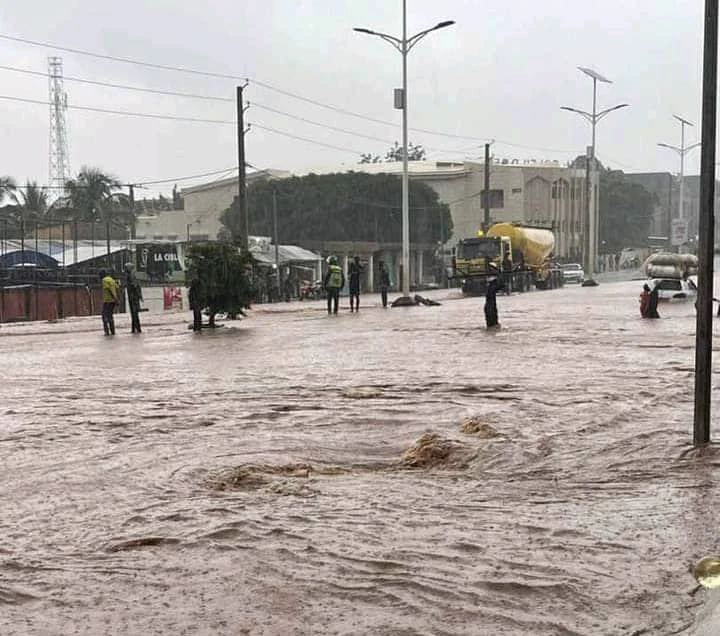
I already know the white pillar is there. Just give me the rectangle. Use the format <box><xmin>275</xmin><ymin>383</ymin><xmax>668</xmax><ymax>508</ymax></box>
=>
<box><xmin>367</xmin><ymin>252</ymin><xmax>375</xmax><ymax>292</ymax></box>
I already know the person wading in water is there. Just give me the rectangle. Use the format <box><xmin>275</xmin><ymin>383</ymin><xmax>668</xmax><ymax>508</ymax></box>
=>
<box><xmin>484</xmin><ymin>268</ymin><xmax>503</xmax><ymax>329</ymax></box>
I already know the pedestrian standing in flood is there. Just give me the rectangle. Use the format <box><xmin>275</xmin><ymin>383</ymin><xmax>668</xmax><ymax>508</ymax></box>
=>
<box><xmin>124</xmin><ymin>262</ymin><xmax>143</xmax><ymax>334</ymax></box>
<box><xmin>484</xmin><ymin>268</ymin><xmax>503</xmax><ymax>329</ymax></box>
<box><xmin>647</xmin><ymin>282</ymin><xmax>661</xmax><ymax>319</ymax></box>
<box><xmin>188</xmin><ymin>274</ymin><xmax>203</xmax><ymax>332</ymax></box>
<box><xmin>378</xmin><ymin>260</ymin><xmax>391</xmax><ymax>308</ymax></box>
<box><xmin>99</xmin><ymin>269</ymin><xmax>119</xmax><ymax>336</ymax></box>
<box><xmin>348</xmin><ymin>256</ymin><xmax>363</xmax><ymax>312</ymax></box>
<box><xmin>324</xmin><ymin>256</ymin><xmax>344</xmax><ymax>315</ymax></box>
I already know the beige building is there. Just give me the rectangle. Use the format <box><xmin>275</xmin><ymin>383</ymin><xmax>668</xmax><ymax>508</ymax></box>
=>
<box><xmin>327</xmin><ymin>159</ymin><xmax>594</xmax><ymax>260</ymax></box>
<box><xmin>135</xmin><ymin>169</ymin><xmax>291</xmax><ymax>241</ymax></box>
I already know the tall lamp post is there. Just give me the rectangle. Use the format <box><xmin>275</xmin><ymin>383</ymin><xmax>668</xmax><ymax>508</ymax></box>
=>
<box><xmin>355</xmin><ymin>2</ymin><xmax>454</xmax><ymax>306</ymax></box>
<box><xmin>561</xmin><ymin>67</ymin><xmax>627</xmax><ymax>286</ymax></box>
<box><xmin>658</xmin><ymin>115</ymin><xmax>701</xmax><ymax>245</ymax></box>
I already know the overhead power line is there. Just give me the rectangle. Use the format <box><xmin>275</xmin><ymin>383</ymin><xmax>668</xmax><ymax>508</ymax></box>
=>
<box><xmin>0</xmin><ymin>64</ymin><xmax>233</xmax><ymax>102</ymax></box>
<box><xmin>0</xmin><ymin>33</ymin><xmax>576</xmax><ymax>155</ymax></box>
<box><xmin>0</xmin><ymin>94</ymin><xmax>236</xmax><ymax>124</ymax></box>
<box><xmin>0</xmin><ymin>93</ymin><xmax>367</xmax><ymax>154</ymax></box>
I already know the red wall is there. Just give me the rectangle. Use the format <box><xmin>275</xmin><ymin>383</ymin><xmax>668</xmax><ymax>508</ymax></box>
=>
<box><xmin>0</xmin><ymin>286</ymin><xmax>116</xmax><ymax>323</ymax></box>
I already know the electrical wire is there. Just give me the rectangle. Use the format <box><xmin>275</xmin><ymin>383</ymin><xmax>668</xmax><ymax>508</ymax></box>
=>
<box><xmin>0</xmin><ymin>94</ymin><xmax>236</xmax><ymax>124</ymax></box>
<box><xmin>0</xmin><ymin>94</ymin><xmax>371</xmax><ymax>154</ymax></box>
<box><xmin>0</xmin><ymin>64</ymin><xmax>233</xmax><ymax>102</ymax></box>
<box><xmin>0</xmin><ymin>32</ymin><xmax>577</xmax><ymax>154</ymax></box>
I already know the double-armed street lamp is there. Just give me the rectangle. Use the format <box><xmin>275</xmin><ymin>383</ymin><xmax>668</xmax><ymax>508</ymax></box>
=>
<box><xmin>354</xmin><ymin>1</ymin><xmax>454</xmax><ymax>306</ymax></box>
<box><xmin>561</xmin><ymin>67</ymin><xmax>628</xmax><ymax>285</ymax></box>
<box><xmin>658</xmin><ymin>115</ymin><xmax>701</xmax><ymax>232</ymax></box>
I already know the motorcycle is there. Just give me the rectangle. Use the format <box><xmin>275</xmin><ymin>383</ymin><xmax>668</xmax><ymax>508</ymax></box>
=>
<box><xmin>299</xmin><ymin>279</ymin><xmax>325</xmax><ymax>300</ymax></box>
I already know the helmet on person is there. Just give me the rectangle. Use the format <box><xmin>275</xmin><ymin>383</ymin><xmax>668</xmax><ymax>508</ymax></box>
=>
<box><xmin>328</xmin><ymin>255</ymin><xmax>338</xmax><ymax>265</ymax></box>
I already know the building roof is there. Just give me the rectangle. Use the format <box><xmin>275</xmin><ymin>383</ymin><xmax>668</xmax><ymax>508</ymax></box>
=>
<box><xmin>0</xmin><ymin>240</ymin><xmax>128</xmax><ymax>267</ymax></box>
<box><xmin>180</xmin><ymin>169</ymin><xmax>292</xmax><ymax>196</ymax></box>
<box><xmin>250</xmin><ymin>243</ymin><xmax>322</xmax><ymax>266</ymax></box>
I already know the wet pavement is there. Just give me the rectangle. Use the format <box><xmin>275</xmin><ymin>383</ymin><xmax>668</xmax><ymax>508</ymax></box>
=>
<box><xmin>1</xmin><ymin>279</ymin><xmax>719</xmax><ymax>635</ymax></box>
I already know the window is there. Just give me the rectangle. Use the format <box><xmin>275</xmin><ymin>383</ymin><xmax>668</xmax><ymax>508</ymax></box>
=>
<box><xmin>512</xmin><ymin>187</ymin><xmax>522</xmax><ymax>194</ymax></box>
<box><xmin>480</xmin><ymin>189</ymin><xmax>504</xmax><ymax>209</ymax></box>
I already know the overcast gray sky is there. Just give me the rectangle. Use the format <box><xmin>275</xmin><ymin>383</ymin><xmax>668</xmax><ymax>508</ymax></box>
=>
<box><xmin>0</xmin><ymin>0</ymin><xmax>707</xmax><ymax>197</ymax></box>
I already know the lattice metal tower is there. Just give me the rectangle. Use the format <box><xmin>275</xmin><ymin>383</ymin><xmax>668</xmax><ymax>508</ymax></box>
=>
<box><xmin>48</xmin><ymin>56</ymin><xmax>70</xmax><ymax>192</ymax></box>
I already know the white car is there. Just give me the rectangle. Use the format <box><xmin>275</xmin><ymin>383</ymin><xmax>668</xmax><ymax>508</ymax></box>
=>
<box><xmin>648</xmin><ymin>277</ymin><xmax>698</xmax><ymax>300</ymax></box>
<box><xmin>561</xmin><ymin>263</ymin><xmax>584</xmax><ymax>284</ymax></box>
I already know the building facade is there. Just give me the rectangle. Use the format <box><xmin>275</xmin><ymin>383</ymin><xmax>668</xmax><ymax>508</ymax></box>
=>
<box><xmin>135</xmin><ymin>169</ymin><xmax>291</xmax><ymax>241</ymax></box>
<box><xmin>321</xmin><ymin>159</ymin><xmax>593</xmax><ymax>260</ymax></box>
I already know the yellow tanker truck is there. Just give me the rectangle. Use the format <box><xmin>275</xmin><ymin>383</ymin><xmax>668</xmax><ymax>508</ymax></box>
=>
<box><xmin>451</xmin><ymin>223</ymin><xmax>563</xmax><ymax>294</ymax></box>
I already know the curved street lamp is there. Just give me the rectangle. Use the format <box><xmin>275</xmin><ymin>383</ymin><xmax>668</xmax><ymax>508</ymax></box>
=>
<box><xmin>354</xmin><ymin>2</ymin><xmax>454</xmax><ymax>306</ymax></box>
<box><xmin>658</xmin><ymin>115</ymin><xmax>701</xmax><ymax>233</ymax></box>
<box><xmin>561</xmin><ymin>67</ymin><xmax>628</xmax><ymax>285</ymax></box>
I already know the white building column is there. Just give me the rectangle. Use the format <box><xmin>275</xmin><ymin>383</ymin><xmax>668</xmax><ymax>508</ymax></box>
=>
<box><xmin>367</xmin><ymin>252</ymin><xmax>374</xmax><ymax>292</ymax></box>
<box><xmin>416</xmin><ymin>250</ymin><xmax>424</xmax><ymax>288</ymax></box>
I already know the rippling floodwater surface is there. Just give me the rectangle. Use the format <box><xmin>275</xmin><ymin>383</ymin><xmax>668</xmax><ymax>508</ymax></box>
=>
<box><xmin>2</xmin><ymin>280</ymin><xmax>720</xmax><ymax>635</ymax></box>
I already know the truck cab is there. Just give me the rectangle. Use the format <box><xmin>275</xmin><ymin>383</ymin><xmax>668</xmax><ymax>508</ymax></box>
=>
<box><xmin>452</xmin><ymin>235</ymin><xmax>511</xmax><ymax>294</ymax></box>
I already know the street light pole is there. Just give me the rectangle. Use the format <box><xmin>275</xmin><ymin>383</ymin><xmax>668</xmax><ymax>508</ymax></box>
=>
<box><xmin>355</xmin><ymin>3</ymin><xmax>454</xmax><ymax>306</ymax></box>
<box><xmin>658</xmin><ymin>116</ymin><xmax>701</xmax><ymax>233</ymax></box>
<box><xmin>401</xmin><ymin>1</ymin><xmax>409</xmax><ymax>303</ymax></box>
<box><xmin>561</xmin><ymin>67</ymin><xmax>627</xmax><ymax>286</ymax></box>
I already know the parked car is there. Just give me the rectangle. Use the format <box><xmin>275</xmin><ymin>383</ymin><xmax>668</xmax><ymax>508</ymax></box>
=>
<box><xmin>561</xmin><ymin>262</ymin><xmax>584</xmax><ymax>284</ymax></box>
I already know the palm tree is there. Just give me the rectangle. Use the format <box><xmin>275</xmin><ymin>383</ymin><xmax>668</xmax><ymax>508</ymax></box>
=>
<box><xmin>0</xmin><ymin>176</ymin><xmax>17</xmax><ymax>203</ymax></box>
<box><xmin>64</xmin><ymin>167</ymin><xmax>127</xmax><ymax>267</ymax></box>
<box><xmin>12</xmin><ymin>182</ymin><xmax>49</xmax><ymax>260</ymax></box>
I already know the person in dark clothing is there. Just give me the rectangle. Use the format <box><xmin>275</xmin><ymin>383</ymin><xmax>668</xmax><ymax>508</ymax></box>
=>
<box><xmin>501</xmin><ymin>251</ymin><xmax>513</xmax><ymax>295</ymax></box>
<box><xmin>324</xmin><ymin>256</ymin><xmax>345</xmax><ymax>315</ymax></box>
<box><xmin>639</xmin><ymin>283</ymin><xmax>650</xmax><ymax>318</ymax></box>
<box><xmin>484</xmin><ymin>276</ymin><xmax>502</xmax><ymax>329</ymax></box>
<box><xmin>378</xmin><ymin>260</ymin><xmax>391</xmax><ymax>308</ymax></box>
<box><xmin>647</xmin><ymin>283</ymin><xmax>660</xmax><ymax>319</ymax></box>
<box><xmin>348</xmin><ymin>256</ymin><xmax>363</xmax><ymax>312</ymax></box>
<box><xmin>124</xmin><ymin>262</ymin><xmax>143</xmax><ymax>334</ymax></box>
<box><xmin>188</xmin><ymin>275</ymin><xmax>203</xmax><ymax>332</ymax></box>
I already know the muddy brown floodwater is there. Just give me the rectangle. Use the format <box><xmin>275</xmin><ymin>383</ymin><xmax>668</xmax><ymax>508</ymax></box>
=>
<box><xmin>2</xmin><ymin>280</ymin><xmax>720</xmax><ymax>635</ymax></box>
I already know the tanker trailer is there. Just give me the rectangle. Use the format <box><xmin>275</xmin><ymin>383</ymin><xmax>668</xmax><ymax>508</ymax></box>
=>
<box><xmin>451</xmin><ymin>223</ymin><xmax>561</xmax><ymax>294</ymax></box>
<box><xmin>486</xmin><ymin>223</ymin><xmax>562</xmax><ymax>290</ymax></box>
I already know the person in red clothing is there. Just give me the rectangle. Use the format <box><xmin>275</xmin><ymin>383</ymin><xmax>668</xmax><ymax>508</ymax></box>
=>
<box><xmin>639</xmin><ymin>283</ymin><xmax>650</xmax><ymax>318</ymax></box>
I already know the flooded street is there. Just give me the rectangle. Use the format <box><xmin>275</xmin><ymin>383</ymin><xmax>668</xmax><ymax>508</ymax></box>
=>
<box><xmin>2</xmin><ymin>280</ymin><xmax>720</xmax><ymax>635</ymax></box>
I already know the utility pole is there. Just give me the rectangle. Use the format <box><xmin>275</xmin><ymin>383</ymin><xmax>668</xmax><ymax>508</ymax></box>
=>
<box><xmin>273</xmin><ymin>189</ymin><xmax>280</xmax><ymax>292</ymax></box>
<box><xmin>236</xmin><ymin>83</ymin><xmax>250</xmax><ymax>250</ymax></box>
<box><xmin>693</xmin><ymin>0</ymin><xmax>718</xmax><ymax>447</ymax></box>
<box><xmin>128</xmin><ymin>184</ymin><xmax>136</xmax><ymax>240</ymax></box>
<box><xmin>483</xmin><ymin>143</ymin><xmax>491</xmax><ymax>230</ymax></box>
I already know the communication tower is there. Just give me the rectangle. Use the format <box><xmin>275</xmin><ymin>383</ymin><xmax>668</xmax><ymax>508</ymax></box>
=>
<box><xmin>48</xmin><ymin>56</ymin><xmax>70</xmax><ymax>192</ymax></box>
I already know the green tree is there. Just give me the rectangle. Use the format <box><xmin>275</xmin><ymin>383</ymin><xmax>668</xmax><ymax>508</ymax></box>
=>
<box><xmin>222</xmin><ymin>172</ymin><xmax>452</xmax><ymax>245</ymax></box>
<box><xmin>185</xmin><ymin>242</ymin><xmax>255</xmax><ymax>327</ymax></box>
<box><xmin>64</xmin><ymin>167</ymin><xmax>122</xmax><ymax>222</ymax></box>
<box><xmin>0</xmin><ymin>176</ymin><xmax>16</xmax><ymax>203</ymax></box>
<box><xmin>62</xmin><ymin>167</ymin><xmax>131</xmax><ymax>266</ymax></box>
<box><xmin>11</xmin><ymin>182</ymin><xmax>49</xmax><ymax>256</ymax></box>
<box><xmin>385</xmin><ymin>141</ymin><xmax>426</xmax><ymax>162</ymax></box>
<box><xmin>599</xmin><ymin>169</ymin><xmax>655</xmax><ymax>251</ymax></box>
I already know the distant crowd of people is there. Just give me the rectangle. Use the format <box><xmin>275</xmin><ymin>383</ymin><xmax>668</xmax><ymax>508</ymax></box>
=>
<box><xmin>94</xmin><ymin>255</ymin><xmax>395</xmax><ymax>335</ymax></box>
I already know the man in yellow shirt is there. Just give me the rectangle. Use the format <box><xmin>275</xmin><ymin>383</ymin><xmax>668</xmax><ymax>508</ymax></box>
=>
<box><xmin>99</xmin><ymin>269</ymin><xmax>119</xmax><ymax>335</ymax></box>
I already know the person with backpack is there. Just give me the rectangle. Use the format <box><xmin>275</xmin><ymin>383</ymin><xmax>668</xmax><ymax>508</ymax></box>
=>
<box><xmin>324</xmin><ymin>256</ymin><xmax>345</xmax><ymax>315</ymax></box>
